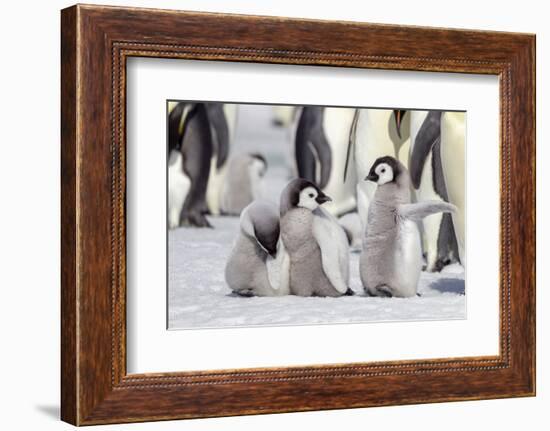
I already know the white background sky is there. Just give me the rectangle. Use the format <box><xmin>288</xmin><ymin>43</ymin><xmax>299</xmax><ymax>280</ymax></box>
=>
<box><xmin>0</xmin><ymin>1</ymin><xmax>546</xmax><ymax>430</ymax></box>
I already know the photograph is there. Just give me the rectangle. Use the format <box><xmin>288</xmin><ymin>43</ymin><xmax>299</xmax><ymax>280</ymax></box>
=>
<box><xmin>167</xmin><ymin>102</ymin><xmax>466</xmax><ymax>329</ymax></box>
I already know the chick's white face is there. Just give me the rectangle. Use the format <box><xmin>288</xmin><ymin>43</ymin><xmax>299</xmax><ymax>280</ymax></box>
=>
<box><xmin>375</xmin><ymin>163</ymin><xmax>394</xmax><ymax>185</ymax></box>
<box><xmin>255</xmin><ymin>158</ymin><xmax>267</xmax><ymax>177</ymax></box>
<box><xmin>249</xmin><ymin>158</ymin><xmax>267</xmax><ymax>179</ymax></box>
<box><xmin>297</xmin><ymin>186</ymin><xmax>320</xmax><ymax>211</ymax></box>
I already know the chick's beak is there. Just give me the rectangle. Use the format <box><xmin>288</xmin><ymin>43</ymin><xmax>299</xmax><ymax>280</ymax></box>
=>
<box><xmin>365</xmin><ymin>173</ymin><xmax>378</xmax><ymax>182</ymax></box>
<box><xmin>315</xmin><ymin>194</ymin><xmax>332</xmax><ymax>205</ymax></box>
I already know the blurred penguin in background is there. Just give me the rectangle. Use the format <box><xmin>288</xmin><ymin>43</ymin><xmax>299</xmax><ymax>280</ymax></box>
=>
<box><xmin>344</xmin><ymin>109</ymin><xmax>410</xmax><ymax>233</ymax></box>
<box><xmin>272</xmin><ymin>106</ymin><xmax>296</xmax><ymax>128</ymax></box>
<box><xmin>294</xmin><ymin>107</ymin><xmax>358</xmax><ymax>217</ymax></box>
<box><xmin>168</xmin><ymin>102</ymin><xmax>214</xmax><ymax>228</ymax></box>
<box><xmin>338</xmin><ymin>212</ymin><xmax>363</xmax><ymax>251</ymax></box>
<box><xmin>271</xmin><ymin>105</ymin><xmax>302</xmax><ymax>180</ymax></box>
<box><xmin>168</xmin><ymin>102</ymin><xmax>190</xmax><ymax>229</ymax></box>
<box><xmin>409</xmin><ymin>110</ymin><xmax>460</xmax><ymax>271</ymax></box>
<box><xmin>206</xmin><ymin>103</ymin><xmax>239</xmax><ymax>216</ymax></box>
<box><xmin>440</xmin><ymin>112</ymin><xmax>466</xmax><ymax>264</ymax></box>
<box><xmin>221</xmin><ymin>153</ymin><xmax>268</xmax><ymax>215</ymax></box>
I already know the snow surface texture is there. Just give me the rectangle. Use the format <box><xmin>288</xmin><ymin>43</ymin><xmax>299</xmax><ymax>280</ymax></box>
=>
<box><xmin>168</xmin><ymin>105</ymin><xmax>465</xmax><ymax>330</ymax></box>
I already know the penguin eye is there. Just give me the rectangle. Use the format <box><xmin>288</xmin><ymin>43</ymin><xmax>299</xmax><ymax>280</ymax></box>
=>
<box><xmin>381</xmin><ymin>168</ymin><xmax>386</xmax><ymax>173</ymax></box>
<box><xmin>308</xmin><ymin>193</ymin><xmax>314</xmax><ymax>198</ymax></box>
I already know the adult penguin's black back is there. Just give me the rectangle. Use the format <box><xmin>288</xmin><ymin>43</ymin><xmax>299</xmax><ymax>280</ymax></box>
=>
<box><xmin>168</xmin><ymin>102</ymin><xmax>189</xmax><ymax>153</ymax></box>
<box><xmin>180</xmin><ymin>103</ymin><xmax>214</xmax><ymax>227</ymax></box>
<box><xmin>409</xmin><ymin>111</ymin><xmax>441</xmax><ymax>189</ymax></box>
<box><xmin>431</xmin><ymin>137</ymin><xmax>461</xmax><ymax>269</ymax></box>
<box><xmin>295</xmin><ymin>106</ymin><xmax>332</xmax><ymax>189</ymax></box>
<box><xmin>205</xmin><ymin>103</ymin><xmax>230</xmax><ymax>169</ymax></box>
<box><xmin>409</xmin><ymin>111</ymin><xmax>460</xmax><ymax>269</ymax></box>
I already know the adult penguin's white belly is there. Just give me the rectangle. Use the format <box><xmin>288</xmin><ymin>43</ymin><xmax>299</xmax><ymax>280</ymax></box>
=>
<box><xmin>395</xmin><ymin>219</ymin><xmax>423</xmax><ymax>295</ymax></box>
<box><xmin>206</xmin><ymin>104</ymin><xmax>239</xmax><ymax>215</ymax></box>
<box><xmin>271</xmin><ymin>106</ymin><xmax>301</xmax><ymax>179</ymax></box>
<box><xmin>354</xmin><ymin>109</ymin><xmax>398</xmax><ymax>228</ymax></box>
<box><xmin>440</xmin><ymin>111</ymin><xmax>466</xmax><ymax>263</ymax></box>
<box><xmin>223</xmin><ymin>104</ymin><xmax>239</xmax><ymax>137</ymax></box>
<box><xmin>168</xmin><ymin>150</ymin><xmax>191</xmax><ymax>229</ymax></box>
<box><xmin>321</xmin><ymin>107</ymin><xmax>357</xmax><ymax>216</ymax></box>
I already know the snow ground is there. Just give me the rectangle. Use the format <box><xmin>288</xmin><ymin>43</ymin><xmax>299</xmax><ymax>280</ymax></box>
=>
<box><xmin>168</xmin><ymin>105</ymin><xmax>465</xmax><ymax>330</ymax></box>
<box><xmin>168</xmin><ymin>216</ymin><xmax>465</xmax><ymax>330</ymax></box>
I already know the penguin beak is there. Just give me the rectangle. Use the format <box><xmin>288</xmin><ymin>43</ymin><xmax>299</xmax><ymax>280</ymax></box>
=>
<box><xmin>365</xmin><ymin>173</ymin><xmax>379</xmax><ymax>182</ymax></box>
<box><xmin>315</xmin><ymin>193</ymin><xmax>332</xmax><ymax>205</ymax></box>
<box><xmin>393</xmin><ymin>110</ymin><xmax>406</xmax><ymax>139</ymax></box>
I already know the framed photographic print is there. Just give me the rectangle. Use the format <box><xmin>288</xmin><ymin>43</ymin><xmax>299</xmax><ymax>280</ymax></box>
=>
<box><xmin>61</xmin><ymin>4</ymin><xmax>536</xmax><ymax>425</ymax></box>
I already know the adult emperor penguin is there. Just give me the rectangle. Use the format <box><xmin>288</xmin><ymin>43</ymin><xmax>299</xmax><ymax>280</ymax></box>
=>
<box><xmin>168</xmin><ymin>101</ymin><xmax>186</xmax><ymax>153</ymax></box>
<box><xmin>225</xmin><ymin>201</ymin><xmax>290</xmax><ymax>297</ymax></box>
<box><xmin>440</xmin><ymin>111</ymin><xmax>466</xmax><ymax>264</ymax></box>
<box><xmin>294</xmin><ymin>107</ymin><xmax>357</xmax><ymax>217</ymax></box>
<box><xmin>409</xmin><ymin>110</ymin><xmax>460</xmax><ymax>271</ymax></box>
<box><xmin>345</xmin><ymin>109</ymin><xmax>411</xmax><ymax>232</ymax></box>
<box><xmin>270</xmin><ymin>105</ymin><xmax>301</xmax><ymax>178</ymax></box>
<box><xmin>205</xmin><ymin>103</ymin><xmax>239</xmax><ymax>216</ymax></box>
<box><xmin>168</xmin><ymin>102</ymin><xmax>190</xmax><ymax>229</ymax></box>
<box><xmin>168</xmin><ymin>102</ymin><xmax>214</xmax><ymax>228</ymax></box>
<box><xmin>360</xmin><ymin>156</ymin><xmax>456</xmax><ymax>298</ymax></box>
<box><xmin>168</xmin><ymin>150</ymin><xmax>191</xmax><ymax>230</ymax></box>
<box><xmin>280</xmin><ymin>179</ymin><xmax>353</xmax><ymax>297</ymax></box>
<box><xmin>295</xmin><ymin>107</ymin><xmax>332</xmax><ymax>189</ymax></box>
<box><xmin>221</xmin><ymin>153</ymin><xmax>268</xmax><ymax>215</ymax></box>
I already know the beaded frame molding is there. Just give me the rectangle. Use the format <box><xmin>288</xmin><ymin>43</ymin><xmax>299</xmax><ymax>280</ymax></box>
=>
<box><xmin>61</xmin><ymin>4</ymin><xmax>535</xmax><ymax>425</ymax></box>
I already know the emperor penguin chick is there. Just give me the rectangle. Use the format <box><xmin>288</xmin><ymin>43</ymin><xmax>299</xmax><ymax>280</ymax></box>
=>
<box><xmin>361</xmin><ymin>156</ymin><xmax>457</xmax><ymax>298</ymax></box>
<box><xmin>225</xmin><ymin>201</ymin><xmax>289</xmax><ymax>297</ymax></box>
<box><xmin>280</xmin><ymin>179</ymin><xmax>352</xmax><ymax>297</ymax></box>
<box><xmin>221</xmin><ymin>153</ymin><xmax>268</xmax><ymax>215</ymax></box>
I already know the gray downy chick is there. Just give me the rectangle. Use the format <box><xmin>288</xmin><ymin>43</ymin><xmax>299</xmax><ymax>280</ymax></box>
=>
<box><xmin>221</xmin><ymin>153</ymin><xmax>267</xmax><ymax>216</ymax></box>
<box><xmin>225</xmin><ymin>200</ymin><xmax>289</xmax><ymax>297</ymax></box>
<box><xmin>360</xmin><ymin>156</ymin><xmax>456</xmax><ymax>298</ymax></box>
<box><xmin>280</xmin><ymin>179</ymin><xmax>353</xmax><ymax>297</ymax></box>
